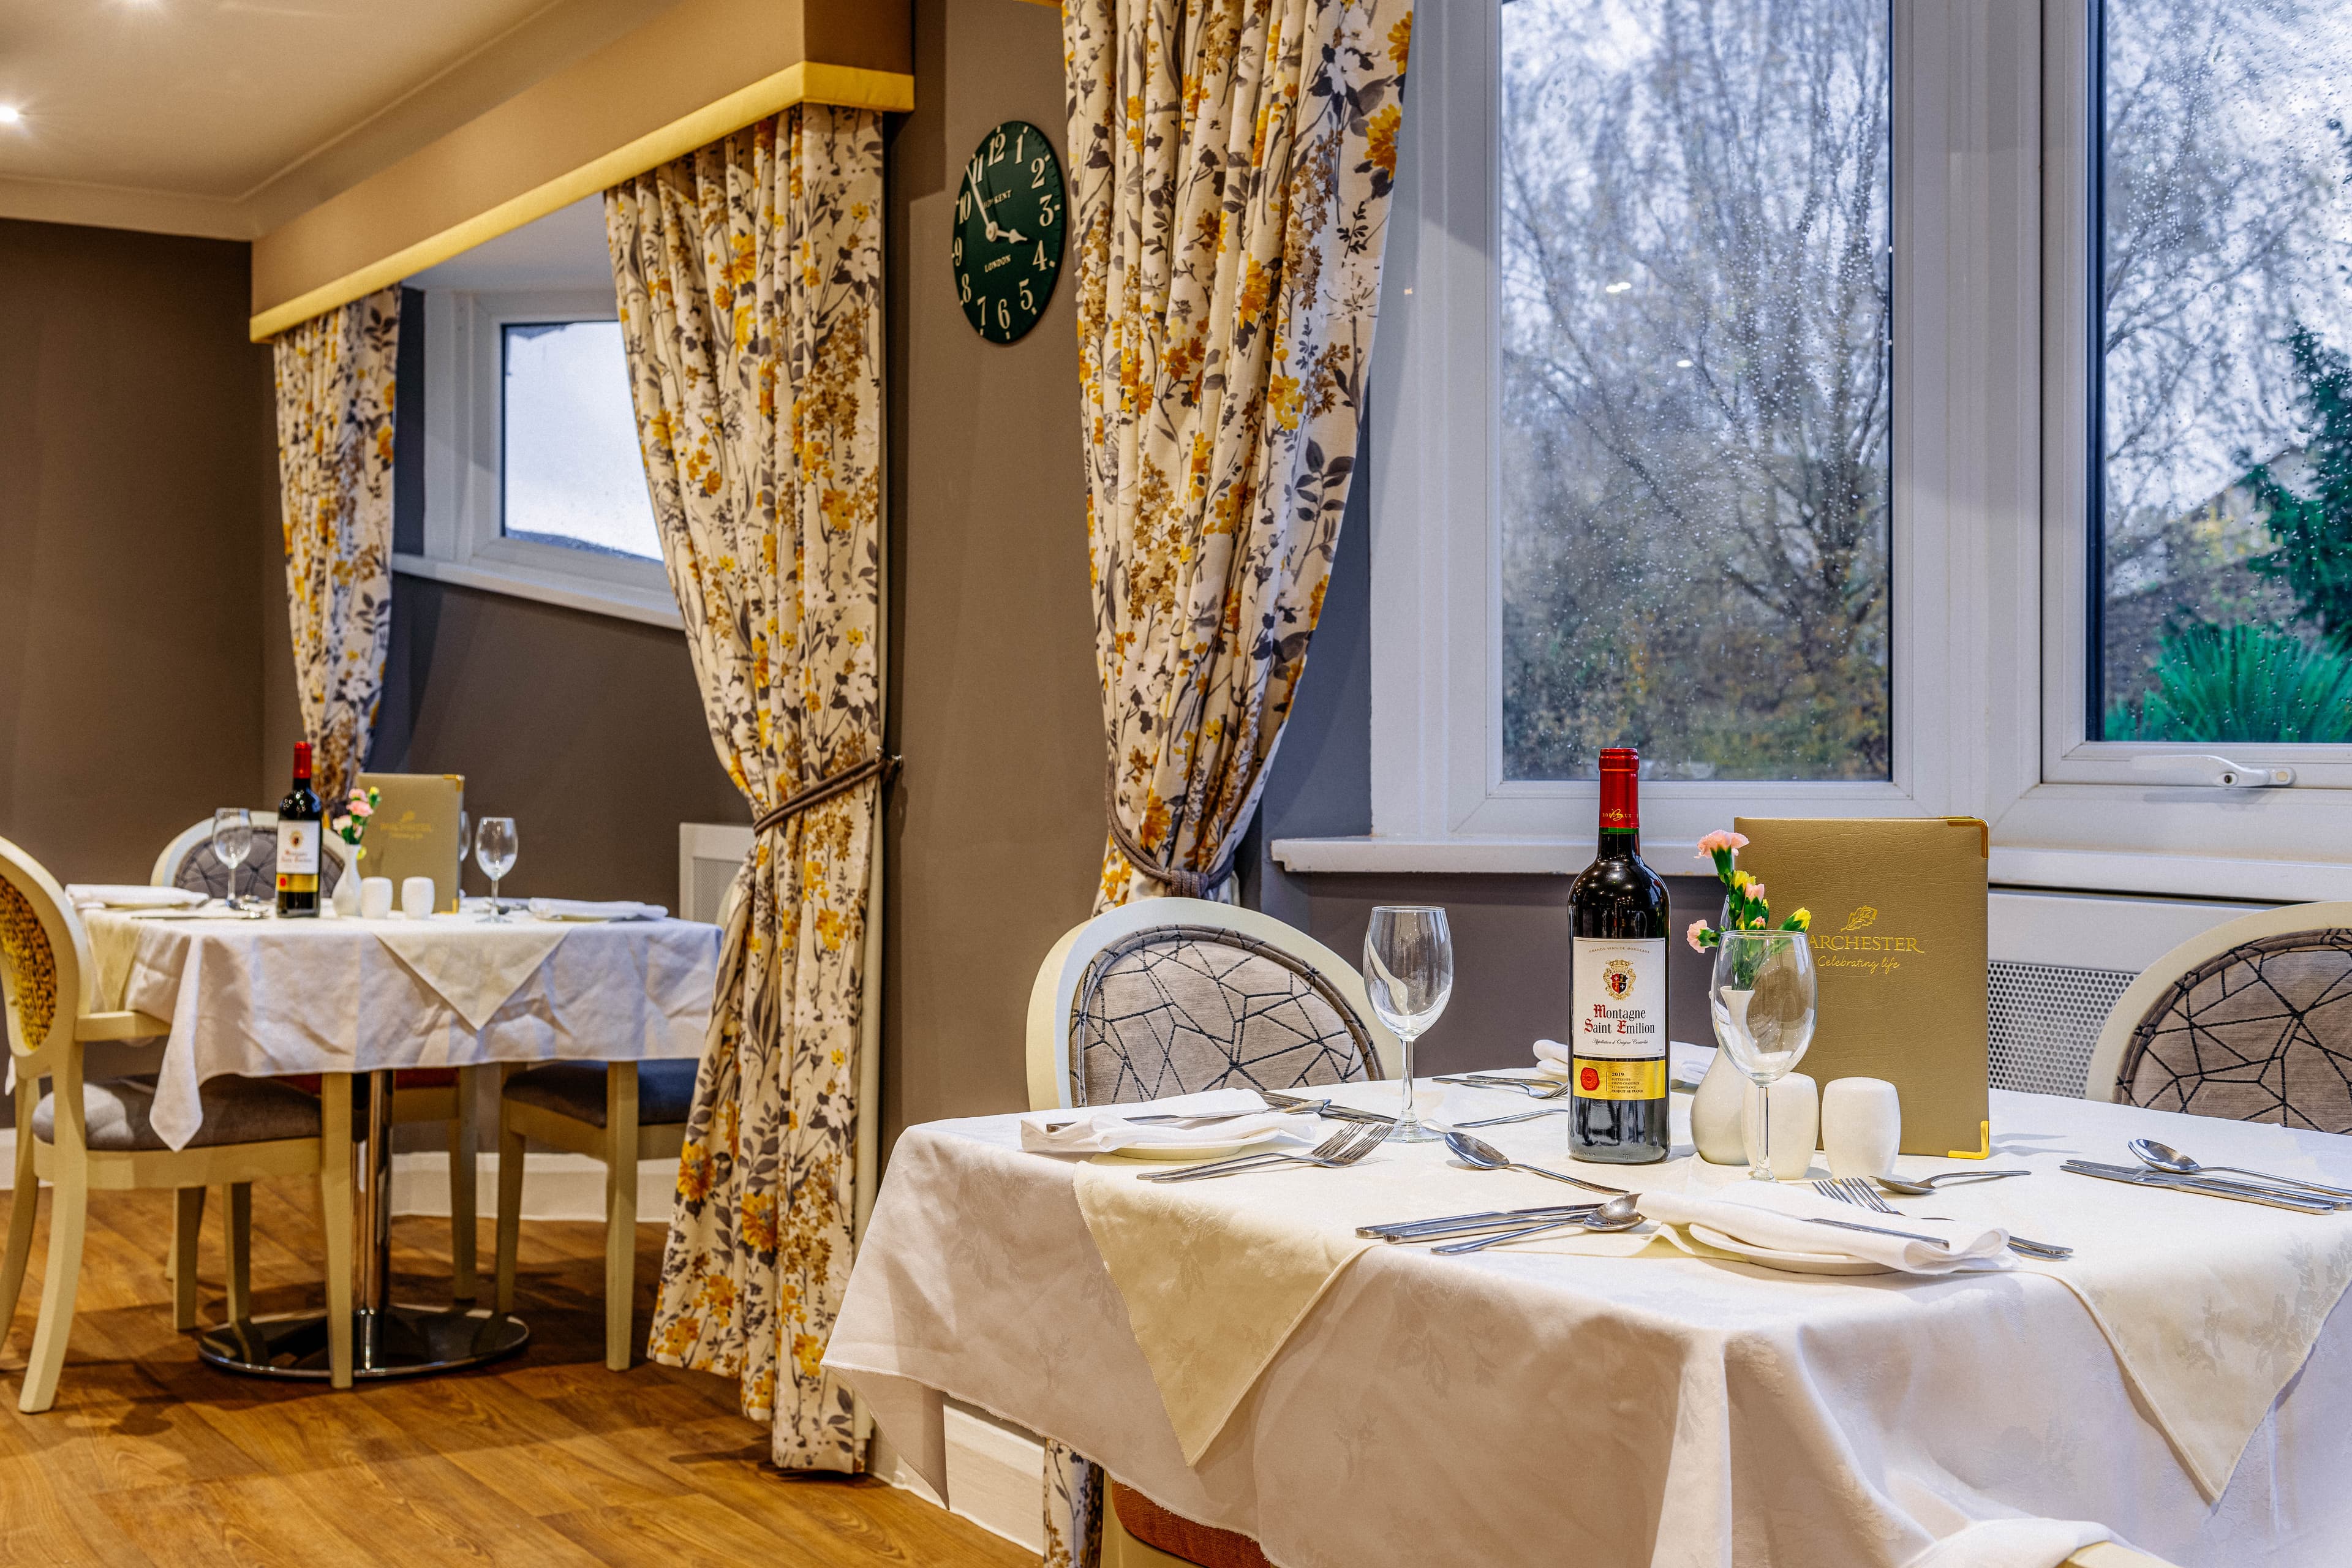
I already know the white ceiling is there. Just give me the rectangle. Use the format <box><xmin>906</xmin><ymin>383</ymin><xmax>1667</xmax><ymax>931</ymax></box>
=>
<box><xmin>0</xmin><ymin>0</ymin><xmax>679</xmax><ymax>239</ymax></box>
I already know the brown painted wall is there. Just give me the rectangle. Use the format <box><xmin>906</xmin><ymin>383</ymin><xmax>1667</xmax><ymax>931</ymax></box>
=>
<box><xmin>881</xmin><ymin>0</ymin><xmax>1103</xmax><ymax>1150</ymax></box>
<box><xmin>0</xmin><ymin>219</ymin><xmax>277</xmax><ymax>883</ymax></box>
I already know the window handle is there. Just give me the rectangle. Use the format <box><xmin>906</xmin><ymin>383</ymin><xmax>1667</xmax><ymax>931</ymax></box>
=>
<box><xmin>2129</xmin><ymin>754</ymin><xmax>2296</xmax><ymax>789</ymax></box>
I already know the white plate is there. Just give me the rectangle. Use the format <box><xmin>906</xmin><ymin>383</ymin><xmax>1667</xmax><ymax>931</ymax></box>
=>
<box><xmin>1687</xmin><ymin>1222</ymin><xmax>1893</xmax><ymax>1276</ymax></box>
<box><xmin>1101</xmin><ymin>1131</ymin><xmax>1293</xmax><ymax>1163</ymax></box>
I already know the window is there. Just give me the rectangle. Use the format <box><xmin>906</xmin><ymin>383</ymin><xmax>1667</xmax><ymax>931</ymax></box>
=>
<box><xmin>1315</xmin><ymin>0</ymin><xmax>2352</xmax><ymax>900</ymax></box>
<box><xmin>1499</xmin><ymin>0</ymin><xmax>1891</xmax><ymax>786</ymax></box>
<box><xmin>401</xmin><ymin>288</ymin><xmax>679</xmax><ymax>629</ymax></box>
<box><xmin>500</xmin><ymin>321</ymin><xmax>661</xmax><ymax>562</ymax></box>
<box><xmin>2090</xmin><ymin>1</ymin><xmax>2352</xmax><ymax>747</ymax></box>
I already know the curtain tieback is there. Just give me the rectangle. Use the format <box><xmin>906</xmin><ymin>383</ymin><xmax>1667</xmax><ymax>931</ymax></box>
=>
<box><xmin>1103</xmin><ymin>761</ymin><xmax>1238</xmax><ymax>900</ymax></box>
<box><xmin>753</xmin><ymin>755</ymin><xmax>901</xmax><ymax>836</ymax></box>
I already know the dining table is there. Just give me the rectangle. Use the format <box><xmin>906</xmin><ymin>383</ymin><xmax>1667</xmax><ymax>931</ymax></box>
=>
<box><xmin>80</xmin><ymin>902</ymin><xmax>718</xmax><ymax>1381</ymax></box>
<box><xmin>826</xmin><ymin>1066</ymin><xmax>2352</xmax><ymax>1568</ymax></box>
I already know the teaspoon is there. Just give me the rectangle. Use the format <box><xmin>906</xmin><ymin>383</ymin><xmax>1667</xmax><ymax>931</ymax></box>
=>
<box><xmin>1431</xmin><ymin>1193</ymin><xmax>1643</xmax><ymax>1254</ymax></box>
<box><xmin>1875</xmin><ymin>1169</ymin><xmax>2030</xmax><ymax>1196</ymax></box>
<box><xmin>2129</xmin><ymin>1138</ymin><xmax>2352</xmax><ymax>1201</ymax></box>
<box><xmin>1440</xmin><ymin>1129</ymin><xmax>1630</xmax><ymax>1196</ymax></box>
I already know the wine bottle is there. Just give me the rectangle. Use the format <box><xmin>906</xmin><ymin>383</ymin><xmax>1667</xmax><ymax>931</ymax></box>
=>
<box><xmin>1567</xmin><ymin>747</ymin><xmax>1670</xmax><ymax>1163</ymax></box>
<box><xmin>276</xmin><ymin>742</ymin><xmax>323</xmax><ymax>918</ymax></box>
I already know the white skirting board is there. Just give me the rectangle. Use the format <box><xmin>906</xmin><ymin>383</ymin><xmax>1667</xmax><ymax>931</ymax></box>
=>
<box><xmin>871</xmin><ymin>1398</ymin><xmax>1048</xmax><ymax>1554</ymax></box>
<box><xmin>0</xmin><ymin>1128</ymin><xmax>677</xmax><ymax>1224</ymax></box>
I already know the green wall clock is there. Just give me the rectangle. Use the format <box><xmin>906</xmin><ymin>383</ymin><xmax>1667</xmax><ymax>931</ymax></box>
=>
<box><xmin>955</xmin><ymin>119</ymin><xmax>1065</xmax><ymax>345</ymax></box>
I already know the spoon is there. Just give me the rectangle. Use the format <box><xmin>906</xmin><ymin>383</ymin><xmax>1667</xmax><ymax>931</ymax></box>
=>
<box><xmin>1431</xmin><ymin>1193</ymin><xmax>1643</xmax><ymax>1254</ymax></box>
<box><xmin>1440</xmin><ymin>1129</ymin><xmax>1630</xmax><ymax>1196</ymax></box>
<box><xmin>1875</xmin><ymin>1169</ymin><xmax>2030</xmax><ymax>1195</ymax></box>
<box><xmin>2128</xmin><ymin>1138</ymin><xmax>2352</xmax><ymax>1202</ymax></box>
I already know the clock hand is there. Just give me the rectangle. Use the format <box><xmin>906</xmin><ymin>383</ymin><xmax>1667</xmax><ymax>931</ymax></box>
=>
<box><xmin>965</xmin><ymin>163</ymin><xmax>1000</xmax><ymax>241</ymax></box>
<box><xmin>999</xmin><ymin>225</ymin><xmax>1030</xmax><ymax>243</ymax></box>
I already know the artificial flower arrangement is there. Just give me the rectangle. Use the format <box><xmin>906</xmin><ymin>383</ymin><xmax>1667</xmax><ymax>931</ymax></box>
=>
<box><xmin>1686</xmin><ymin>829</ymin><xmax>1810</xmax><ymax>952</ymax></box>
<box><xmin>328</xmin><ymin>785</ymin><xmax>380</xmax><ymax>862</ymax></box>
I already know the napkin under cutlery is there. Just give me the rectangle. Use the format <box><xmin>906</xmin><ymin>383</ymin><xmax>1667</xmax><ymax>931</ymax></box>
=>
<box><xmin>1638</xmin><ymin>1188</ymin><xmax>2011</xmax><ymax>1274</ymax></box>
<box><xmin>2060</xmin><ymin>1159</ymin><xmax>2344</xmax><ymax>1213</ymax></box>
<box><xmin>67</xmin><ymin>884</ymin><xmax>205</xmax><ymax>911</ymax></box>
<box><xmin>523</xmin><ymin>898</ymin><xmax>668</xmax><ymax>922</ymax></box>
<box><xmin>1019</xmin><ymin>1090</ymin><xmax>1305</xmax><ymax>1156</ymax></box>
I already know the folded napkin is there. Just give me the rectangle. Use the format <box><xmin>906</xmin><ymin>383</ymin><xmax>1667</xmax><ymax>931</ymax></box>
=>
<box><xmin>1020</xmin><ymin>1089</ymin><xmax>1304</xmax><ymax>1155</ymax></box>
<box><xmin>66</xmin><ymin>884</ymin><xmax>204</xmax><ymax>911</ymax></box>
<box><xmin>524</xmin><ymin>898</ymin><xmax>668</xmax><ymax>921</ymax></box>
<box><xmin>1638</xmin><ymin>1186</ymin><xmax>2010</xmax><ymax>1275</ymax></box>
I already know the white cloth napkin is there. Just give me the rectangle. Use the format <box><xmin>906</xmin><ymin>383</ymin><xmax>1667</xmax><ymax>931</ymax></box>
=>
<box><xmin>1019</xmin><ymin>1088</ymin><xmax>1305</xmax><ymax>1155</ymax></box>
<box><xmin>67</xmin><ymin>884</ymin><xmax>204</xmax><ymax>911</ymax></box>
<box><xmin>1638</xmin><ymin>1185</ymin><xmax>2011</xmax><ymax>1275</ymax></box>
<box><xmin>524</xmin><ymin>898</ymin><xmax>668</xmax><ymax>921</ymax></box>
<box><xmin>1532</xmin><ymin>1036</ymin><xmax>1573</xmax><ymax>1076</ymax></box>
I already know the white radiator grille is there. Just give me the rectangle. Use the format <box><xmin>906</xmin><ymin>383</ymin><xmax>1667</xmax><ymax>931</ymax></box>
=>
<box><xmin>1988</xmin><ymin>960</ymin><xmax>2138</xmax><ymax>1099</ymax></box>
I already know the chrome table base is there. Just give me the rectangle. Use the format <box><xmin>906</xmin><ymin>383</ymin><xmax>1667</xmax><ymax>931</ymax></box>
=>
<box><xmin>198</xmin><ymin>1066</ymin><xmax>530</xmax><ymax>1382</ymax></box>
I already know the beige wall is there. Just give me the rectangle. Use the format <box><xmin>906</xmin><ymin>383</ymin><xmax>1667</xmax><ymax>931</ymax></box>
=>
<box><xmin>0</xmin><ymin>219</ymin><xmax>277</xmax><ymax>883</ymax></box>
<box><xmin>881</xmin><ymin>0</ymin><xmax>1104</xmax><ymax>1148</ymax></box>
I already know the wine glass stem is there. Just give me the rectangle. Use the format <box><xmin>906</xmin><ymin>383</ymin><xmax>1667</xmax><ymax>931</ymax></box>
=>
<box><xmin>1398</xmin><ymin>1031</ymin><xmax>1420</xmax><ymax>1132</ymax></box>
<box><xmin>490</xmin><ymin>875</ymin><xmax>501</xmax><ymax>918</ymax></box>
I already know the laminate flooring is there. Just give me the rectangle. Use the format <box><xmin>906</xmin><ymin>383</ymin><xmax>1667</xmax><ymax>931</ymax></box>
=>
<box><xmin>0</xmin><ymin>1179</ymin><xmax>1032</xmax><ymax>1567</ymax></box>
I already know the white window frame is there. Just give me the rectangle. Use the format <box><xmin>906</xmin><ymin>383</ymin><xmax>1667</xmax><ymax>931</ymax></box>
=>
<box><xmin>397</xmin><ymin>287</ymin><xmax>680</xmax><ymax>631</ymax></box>
<box><xmin>1276</xmin><ymin>0</ymin><xmax>2352</xmax><ymax>904</ymax></box>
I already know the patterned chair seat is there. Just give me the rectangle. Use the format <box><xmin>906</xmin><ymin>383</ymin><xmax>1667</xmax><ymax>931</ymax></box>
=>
<box><xmin>503</xmin><ymin>1058</ymin><xmax>700</xmax><ymax>1126</ymax></box>
<box><xmin>2116</xmin><ymin>929</ymin><xmax>2352</xmax><ymax>1130</ymax></box>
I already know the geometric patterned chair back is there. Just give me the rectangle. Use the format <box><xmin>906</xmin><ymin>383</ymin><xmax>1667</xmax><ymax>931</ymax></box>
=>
<box><xmin>2115</xmin><ymin>930</ymin><xmax>2352</xmax><ymax>1133</ymax></box>
<box><xmin>171</xmin><ymin>826</ymin><xmax>345</xmax><ymax>902</ymax></box>
<box><xmin>1071</xmin><ymin>924</ymin><xmax>1374</xmax><ymax>1107</ymax></box>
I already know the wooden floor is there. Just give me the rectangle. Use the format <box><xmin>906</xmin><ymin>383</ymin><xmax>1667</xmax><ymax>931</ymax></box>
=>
<box><xmin>0</xmin><ymin>1178</ymin><xmax>1032</xmax><ymax>1567</ymax></box>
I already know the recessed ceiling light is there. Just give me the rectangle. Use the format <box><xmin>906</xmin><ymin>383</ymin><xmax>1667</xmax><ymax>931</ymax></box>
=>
<box><xmin>0</xmin><ymin>107</ymin><xmax>22</xmax><ymax>126</ymax></box>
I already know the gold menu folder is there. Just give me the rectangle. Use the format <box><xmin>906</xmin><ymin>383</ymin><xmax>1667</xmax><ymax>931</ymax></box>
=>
<box><xmin>1731</xmin><ymin>816</ymin><xmax>1991</xmax><ymax>1158</ymax></box>
<box><xmin>355</xmin><ymin>773</ymin><xmax>466</xmax><ymax>913</ymax></box>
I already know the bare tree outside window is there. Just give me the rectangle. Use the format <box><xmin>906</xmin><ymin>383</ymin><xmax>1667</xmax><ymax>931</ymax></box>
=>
<box><xmin>2097</xmin><ymin>0</ymin><xmax>2352</xmax><ymax>744</ymax></box>
<box><xmin>1498</xmin><ymin>0</ymin><xmax>1891</xmax><ymax>782</ymax></box>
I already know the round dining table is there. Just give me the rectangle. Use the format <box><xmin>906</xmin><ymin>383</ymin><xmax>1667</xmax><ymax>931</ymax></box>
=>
<box><xmin>85</xmin><ymin>903</ymin><xmax>717</xmax><ymax>1380</ymax></box>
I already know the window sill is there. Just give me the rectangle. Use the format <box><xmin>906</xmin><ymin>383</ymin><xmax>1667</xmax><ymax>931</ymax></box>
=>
<box><xmin>392</xmin><ymin>552</ymin><xmax>680</xmax><ymax>631</ymax></box>
<box><xmin>1270</xmin><ymin>835</ymin><xmax>2344</xmax><ymax>903</ymax></box>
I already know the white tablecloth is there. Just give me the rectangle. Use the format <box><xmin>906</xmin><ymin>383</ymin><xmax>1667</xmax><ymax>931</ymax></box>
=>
<box><xmin>827</xmin><ymin>1087</ymin><xmax>2352</xmax><ymax>1568</ymax></box>
<box><xmin>86</xmin><ymin>911</ymin><xmax>719</xmax><ymax>1148</ymax></box>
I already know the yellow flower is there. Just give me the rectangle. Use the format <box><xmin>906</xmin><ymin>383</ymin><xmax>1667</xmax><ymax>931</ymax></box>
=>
<box><xmin>1388</xmin><ymin>14</ymin><xmax>1413</xmax><ymax>75</ymax></box>
<box><xmin>1267</xmin><ymin>373</ymin><xmax>1304</xmax><ymax>431</ymax></box>
<box><xmin>676</xmin><ymin>1140</ymin><xmax>714</xmax><ymax>1202</ymax></box>
<box><xmin>741</xmin><ymin>1190</ymin><xmax>778</xmax><ymax>1252</ymax></box>
<box><xmin>793</xmin><ymin>1332</ymin><xmax>828</xmax><ymax>1382</ymax></box>
<box><xmin>1366</xmin><ymin>104</ymin><xmax>1402</xmax><ymax>179</ymax></box>
<box><xmin>1787</xmin><ymin>908</ymin><xmax>1813</xmax><ymax>930</ymax></box>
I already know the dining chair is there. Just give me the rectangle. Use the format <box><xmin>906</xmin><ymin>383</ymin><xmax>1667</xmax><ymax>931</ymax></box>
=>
<box><xmin>153</xmin><ymin>815</ymin><xmax>484</xmax><ymax>1304</ymax></box>
<box><xmin>0</xmin><ymin>834</ymin><xmax>355</xmax><ymax>1407</ymax></box>
<box><xmin>1028</xmin><ymin>897</ymin><xmax>1398</xmax><ymax>1568</ymax></box>
<box><xmin>2086</xmin><ymin>900</ymin><xmax>2352</xmax><ymax>1129</ymax></box>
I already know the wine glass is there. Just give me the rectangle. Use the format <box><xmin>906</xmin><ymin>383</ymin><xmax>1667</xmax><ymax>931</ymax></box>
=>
<box><xmin>457</xmin><ymin>810</ymin><xmax>471</xmax><ymax>870</ymax></box>
<box><xmin>475</xmin><ymin>816</ymin><xmax>517</xmax><ymax>920</ymax></box>
<box><xmin>1708</xmin><ymin>929</ymin><xmax>1819</xmax><ymax>1180</ymax></box>
<box><xmin>1363</xmin><ymin>906</ymin><xmax>1454</xmax><ymax>1144</ymax></box>
<box><xmin>211</xmin><ymin>808</ymin><xmax>252</xmax><ymax>911</ymax></box>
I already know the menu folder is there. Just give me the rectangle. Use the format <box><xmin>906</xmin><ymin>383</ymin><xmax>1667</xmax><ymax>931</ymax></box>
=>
<box><xmin>355</xmin><ymin>772</ymin><xmax>466</xmax><ymax>914</ymax></box>
<box><xmin>1732</xmin><ymin>816</ymin><xmax>1991</xmax><ymax>1158</ymax></box>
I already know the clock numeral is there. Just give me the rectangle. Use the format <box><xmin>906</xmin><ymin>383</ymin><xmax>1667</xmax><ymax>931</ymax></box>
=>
<box><xmin>959</xmin><ymin>273</ymin><xmax>971</xmax><ymax>304</ymax></box>
<box><xmin>997</xmin><ymin>298</ymin><xmax>1011</xmax><ymax>331</ymax></box>
<box><xmin>1035</xmin><ymin>239</ymin><xmax>1049</xmax><ymax>269</ymax></box>
<box><xmin>956</xmin><ymin>189</ymin><xmax>968</xmax><ymax>223</ymax></box>
<box><xmin>1015</xmin><ymin>127</ymin><xmax>1027</xmax><ymax>162</ymax></box>
<box><xmin>989</xmin><ymin>129</ymin><xmax>1006</xmax><ymax>165</ymax></box>
<box><xmin>1019</xmin><ymin>279</ymin><xmax>1035</xmax><ymax>312</ymax></box>
<box><xmin>952</xmin><ymin>235</ymin><xmax>963</xmax><ymax>266</ymax></box>
<box><xmin>1031</xmin><ymin>156</ymin><xmax>1048</xmax><ymax>189</ymax></box>
<box><xmin>1038</xmin><ymin>194</ymin><xmax>1060</xmax><ymax>229</ymax></box>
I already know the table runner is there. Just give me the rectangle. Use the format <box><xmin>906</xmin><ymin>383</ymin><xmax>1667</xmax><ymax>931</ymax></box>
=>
<box><xmin>829</xmin><ymin>1087</ymin><xmax>2352</xmax><ymax>1568</ymax></box>
<box><xmin>88</xmin><ymin>911</ymin><xmax>718</xmax><ymax>1148</ymax></box>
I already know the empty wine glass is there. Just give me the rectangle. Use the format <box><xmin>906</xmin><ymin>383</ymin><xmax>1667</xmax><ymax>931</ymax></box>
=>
<box><xmin>1363</xmin><ymin>906</ymin><xmax>1455</xmax><ymax>1144</ymax></box>
<box><xmin>475</xmin><ymin>816</ymin><xmax>517</xmax><ymax>920</ymax></box>
<box><xmin>457</xmin><ymin>810</ymin><xmax>471</xmax><ymax>870</ymax></box>
<box><xmin>1708</xmin><ymin>929</ymin><xmax>1819</xmax><ymax>1180</ymax></box>
<box><xmin>211</xmin><ymin>808</ymin><xmax>252</xmax><ymax>911</ymax></box>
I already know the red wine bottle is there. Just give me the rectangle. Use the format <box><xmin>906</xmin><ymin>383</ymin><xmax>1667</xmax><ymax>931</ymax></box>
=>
<box><xmin>276</xmin><ymin>742</ymin><xmax>323</xmax><ymax>917</ymax></box>
<box><xmin>1567</xmin><ymin>748</ymin><xmax>1670</xmax><ymax>1163</ymax></box>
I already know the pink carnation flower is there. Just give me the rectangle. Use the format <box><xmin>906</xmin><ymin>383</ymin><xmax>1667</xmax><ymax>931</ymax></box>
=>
<box><xmin>1686</xmin><ymin>918</ymin><xmax>1713</xmax><ymax>952</ymax></box>
<box><xmin>1694</xmin><ymin>829</ymin><xmax>1749</xmax><ymax>859</ymax></box>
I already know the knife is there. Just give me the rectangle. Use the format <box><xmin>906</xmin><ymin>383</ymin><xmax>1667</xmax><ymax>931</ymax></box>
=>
<box><xmin>2060</xmin><ymin>1159</ymin><xmax>2343</xmax><ymax>1213</ymax></box>
<box><xmin>1357</xmin><ymin>1204</ymin><xmax>1600</xmax><ymax>1240</ymax></box>
<box><xmin>1260</xmin><ymin>1091</ymin><xmax>1396</xmax><ymax>1125</ymax></box>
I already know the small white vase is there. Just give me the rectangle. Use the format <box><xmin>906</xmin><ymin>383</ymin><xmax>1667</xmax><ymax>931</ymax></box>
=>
<box><xmin>1690</xmin><ymin>1043</ymin><xmax>1749</xmax><ymax>1165</ymax></box>
<box><xmin>331</xmin><ymin>873</ymin><xmax>362</xmax><ymax>918</ymax></box>
<box><xmin>1741</xmin><ymin>1072</ymin><xmax>1818</xmax><ymax>1181</ymax></box>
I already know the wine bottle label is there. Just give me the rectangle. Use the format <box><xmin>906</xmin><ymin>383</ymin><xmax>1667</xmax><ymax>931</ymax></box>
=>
<box><xmin>1572</xmin><ymin>937</ymin><xmax>1665</xmax><ymax>1099</ymax></box>
<box><xmin>276</xmin><ymin>821</ymin><xmax>320</xmax><ymax>892</ymax></box>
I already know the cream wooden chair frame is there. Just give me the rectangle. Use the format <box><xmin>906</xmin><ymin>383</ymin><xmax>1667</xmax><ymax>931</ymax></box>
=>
<box><xmin>0</xmin><ymin>834</ymin><xmax>354</xmax><ymax>1407</ymax></box>
<box><xmin>1024</xmin><ymin>898</ymin><xmax>1400</xmax><ymax>1114</ymax></box>
<box><xmin>2084</xmin><ymin>900</ymin><xmax>2352</xmax><ymax>1102</ymax></box>
<box><xmin>153</xmin><ymin>815</ymin><xmax>483</xmax><ymax>1303</ymax></box>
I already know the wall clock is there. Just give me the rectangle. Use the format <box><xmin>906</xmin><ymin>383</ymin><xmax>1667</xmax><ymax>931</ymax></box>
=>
<box><xmin>954</xmin><ymin>119</ymin><xmax>1065</xmax><ymax>345</ymax></box>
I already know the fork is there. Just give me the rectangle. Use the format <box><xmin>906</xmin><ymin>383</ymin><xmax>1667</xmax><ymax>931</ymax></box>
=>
<box><xmin>1140</xmin><ymin>1121</ymin><xmax>1388</xmax><ymax>1182</ymax></box>
<box><xmin>1814</xmin><ymin>1177</ymin><xmax>2073</xmax><ymax>1259</ymax></box>
<box><xmin>1260</xmin><ymin>1090</ymin><xmax>1395</xmax><ymax>1126</ymax></box>
<box><xmin>1434</xmin><ymin>1075</ymin><xmax>1574</xmax><ymax>1100</ymax></box>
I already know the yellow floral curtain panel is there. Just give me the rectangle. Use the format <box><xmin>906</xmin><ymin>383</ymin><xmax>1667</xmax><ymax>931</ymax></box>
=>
<box><xmin>1050</xmin><ymin>0</ymin><xmax>1412</xmax><ymax>1558</ymax></box>
<box><xmin>1071</xmin><ymin>0</ymin><xmax>1413</xmax><ymax>918</ymax></box>
<box><xmin>605</xmin><ymin>106</ymin><xmax>885</xmax><ymax>1472</ymax></box>
<box><xmin>271</xmin><ymin>287</ymin><xmax>401</xmax><ymax>800</ymax></box>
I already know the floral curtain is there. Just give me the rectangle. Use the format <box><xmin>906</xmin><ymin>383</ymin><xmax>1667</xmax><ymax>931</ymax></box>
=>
<box><xmin>272</xmin><ymin>287</ymin><xmax>400</xmax><ymax>800</ymax></box>
<box><xmin>1052</xmin><ymin>0</ymin><xmax>1413</xmax><ymax>1558</ymax></box>
<box><xmin>607</xmin><ymin>106</ymin><xmax>885</xmax><ymax>1472</ymax></box>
